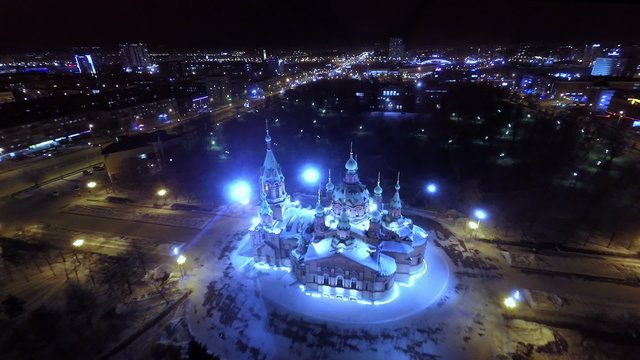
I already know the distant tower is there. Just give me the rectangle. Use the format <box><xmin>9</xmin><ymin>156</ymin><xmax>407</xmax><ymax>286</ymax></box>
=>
<box><xmin>314</xmin><ymin>187</ymin><xmax>326</xmax><ymax>233</ymax></box>
<box><xmin>120</xmin><ymin>43</ymin><xmax>150</xmax><ymax>71</ymax></box>
<box><xmin>325</xmin><ymin>168</ymin><xmax>334</xmax><ymax>203</ymax></box>
<box><xmin>336</xmin><ymin>199</ymin><xmax>351</xmax><ymax>240</ymax></box>
<box><xmin>74</xmin><ymin>55</ymin><xmax>96</xmax><ymax>74</ymax></box>
<box><xmin>260</xmin><ymin>120</ymin><xmax>289</xmax><ymax>220</ymax></box>
<box><xmin>258</xmin><ymin>189</ymin><xmax>273</xmax><ymax>226</ymax></box>
<box><xmin>389</xmin><ymin>37</ymin><xmax>405</xmax><ymax>60</ymax></box>
<box><xmin>389</xmin><ymin>172</ymin><xmax>402</xmax><ymax>219</ymax></box>
<box><xmin>373</xmin><ymin>171</ymin><xmax>383</xmax><ymax>211</ymax></box>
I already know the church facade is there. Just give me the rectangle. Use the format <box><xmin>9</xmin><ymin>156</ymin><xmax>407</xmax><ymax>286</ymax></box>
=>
<box><xmin>250</xmin><ymin>125</ymin><xmax>428</xmax><ymax>301</ymax></box>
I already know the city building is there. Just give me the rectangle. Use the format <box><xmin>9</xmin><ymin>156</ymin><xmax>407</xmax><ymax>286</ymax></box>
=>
<box><xmin>120</xmin><ymin>43</ymin><xmax>150</xmax><ymax>72</ymax></box>
<box><xmin>102</xmin><ymin>130</ymin><xmax>180</xmax><ymax>183</ymax></box>
<box><xmin>250</xmin><ymin>127</ymin><xmax>428</xmax><ymax>301</ymax></box>
<box><xmin>388</xmin><ymin>37</ymin><xmax>405</xmax><ymax>60</ymax></box>
<box><xmin>591</xmin><ymin>57</ymin><xmax>627</xmax><ymax>77</ymax></box>
<box><xmin>74</xmin><ymin>55</ymin><xmax>97</xmax><ymax>74</ymax></box>
<box><xmin>377</xmin><ymin>85</ymin><xmax>407</xmax><ymax>112</ymax></box>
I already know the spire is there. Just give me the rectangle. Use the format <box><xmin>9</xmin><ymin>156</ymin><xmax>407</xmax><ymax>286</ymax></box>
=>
<box><xmin>345</xmin><ymin>142</ymin><xmax>358</xmax><ymax>172</ymax></box>
<box><xmin>265</xmin><ymin>119</ymin><xmax>272</xmax><ymax>149</ymax></box>
<box><xmin>390</xmin><ymin>171</ymin><xmax>402</xmax><ymax>211</ymax></box>
<box><xmin>374</xmin><ymin>171</ymin><xmax>383</xmax><ymax>195</ymax></box>
<box><xmin>325</xmin><ymin>168</ymin><xmax>334</xmax><ymax>191</ymax></box>
<box><xmin>315</xmin><ymin>186</ymin><xmax>324</xmax><ymax>217</ymax></box>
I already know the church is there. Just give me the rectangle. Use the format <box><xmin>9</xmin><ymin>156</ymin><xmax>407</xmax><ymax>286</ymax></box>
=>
<box><xmin>249</xmin><ymin>124</ymin><xmax>428</xmax><ymax>301</ymax></box>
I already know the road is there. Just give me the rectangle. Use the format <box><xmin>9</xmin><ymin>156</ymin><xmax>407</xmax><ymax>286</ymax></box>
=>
<box><xmin>0</xmin><ymin>146</ymin><xmax>103</xmax><ymax>198</ymax></box>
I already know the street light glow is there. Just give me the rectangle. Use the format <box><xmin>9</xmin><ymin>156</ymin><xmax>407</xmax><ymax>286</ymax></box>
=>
<box><xmin>177</xmin><ymin>255</ymin><xmax>186</xmax><ymax>265</ymax></box>
<box><xmin>157</xmin><ymin>188</ymin><xmax>167</xmax><ymax>197</ymax></box>
<box><xmin>468</xmin><ymin>221</ymin><xmax>479</xmax><ymax>230</ymax></box>
<box><xmin>229</xmin><ymin>180</ymin><xmax>251</xmax><ymax>205</ymax></box>
<box><xmin>301</xmin><ymin>167</ymin><xmax>320</xmax><ymax>184</ymax></box>
<box><xmin>474</xmin><ymin>209</ymin><xmax>487</xmax><ymax>220</ymax></box>
<box><xmin>72</xmin><ymin>239</ymin><xmax>85</xmax><ymax>247</ymax></box>
<box><xmin>86</xmin><ymin>181</ymin><xmax>97</xmax><ymax>189</ymax></box>
<box><xmin>503</xmin><ymin>296</ymin><xmax>517</xmax><ymax>309</ymax></box>
<box><xmin>426</xmin><ymin>183</ymin><xmax>437</xmax><ymax>194</ymax></box>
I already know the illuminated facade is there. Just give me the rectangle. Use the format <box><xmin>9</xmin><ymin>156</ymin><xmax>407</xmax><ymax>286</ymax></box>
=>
<box><xmin>250</xmin><ymin>126</ymin><xmax>428</xmax><ymax>301</ymax></box>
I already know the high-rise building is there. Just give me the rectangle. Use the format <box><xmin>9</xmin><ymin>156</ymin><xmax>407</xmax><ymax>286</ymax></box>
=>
<box><xmin>583</xmin><ymin>43</ymin><xmax>602</xmax><ymax>63</ymax></box>
<box><xmin>388</xmin><ymin>37</ymin><xmax>405</xmax><ymax>60</ymax></box>
<box><xmin>591</xmin><ymin>57</ymin><xmax>627</xmax><ymax>77</ymax></box>
<box><xmin>120</xmin><ymin>43</ymin><xmax>150</xmax><ymax>72</ymax></box>
<box><xmin>74</xmin><ymin>54</ymin><xmax>96</xmax><ymax>74</ymax></box>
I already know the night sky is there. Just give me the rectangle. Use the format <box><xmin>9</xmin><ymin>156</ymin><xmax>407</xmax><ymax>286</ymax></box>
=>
<box><xmin>1</xmin><ymin>0</ymin><xmax>638</xmax><ymax>52</ymax></box>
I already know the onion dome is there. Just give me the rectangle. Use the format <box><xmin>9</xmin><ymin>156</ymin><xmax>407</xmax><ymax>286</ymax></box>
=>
<box><xmin>374</xmin><ymin>172</ymin><xmax>383</xmax><ymax>195</ymax></box>
<box><xmin>370</xmin><ymin>209</ymin><xmax>381</xmax><ymax>222</ymax></box>
<box><xmin>325</xmin><ymin>169</ymin><xmax>335</xmax><ymax>192</ymax></box>
<box><xmin>345</xmin><ymin>142</ymin><xmax>358</xmax><ymax>172</ymax></box>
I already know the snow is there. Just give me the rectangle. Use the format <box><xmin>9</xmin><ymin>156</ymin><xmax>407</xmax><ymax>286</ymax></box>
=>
<box><xmin>379</xmin><ymin>240</ymin><xmax>413</xmax><ymax>254</ymax></box>
<box><xmin>230</xmin><ymin>235</ymin><xmax>451</xmax><ymax>324</ymax></box>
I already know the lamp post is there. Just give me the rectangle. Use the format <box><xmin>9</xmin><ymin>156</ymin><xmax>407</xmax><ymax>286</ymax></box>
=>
<box><xmin>470</xmin><ymin>209</ymin><xmax>487</xmax><ymax>239</ymax></box>
<box><xmin>157</xmin><ymin>188</ymin><xmax>168</xmax><ymax>206</ymax></box>
<box><xmin>72</xmin><ymin>239</ymin><xmax>95</xmax><ymax>286</ymax></box>
<box><xmin>176</xmin><ymin>254</ymin><xmax>186</xmax><ymax>278</ymax></box>
<box><xmin>71</xmin><ymin>239</ymin><xmax>84</xmax><ymax>282</ymax></box>
<box><xmin>425</xmin><ymin>182</ymin><xmax>439</xmax><ymax>214</ymax></box>
<box><xmin>86</xmin><ymin>181</ymin><xmax>97</xmax><ymax>194</ymax></box>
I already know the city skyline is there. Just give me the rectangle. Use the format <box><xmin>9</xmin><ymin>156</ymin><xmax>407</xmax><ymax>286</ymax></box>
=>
<box><xmin>2</xmin><ymin>0</ymin><xmax>640</xmax><ymax>52</ymax></box>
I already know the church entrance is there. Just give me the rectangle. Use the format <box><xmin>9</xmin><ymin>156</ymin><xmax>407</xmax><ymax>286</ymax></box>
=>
<box><xmin>336</xmin><ymin>277</ymin><xmax>343</xmax><ymax>288</ymax></box>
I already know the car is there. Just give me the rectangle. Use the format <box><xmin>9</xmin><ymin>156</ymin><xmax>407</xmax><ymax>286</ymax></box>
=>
<box><xmin>83</xmin><ymin>170</ymin><xmax>93</xmax><ymax>176</ymax></box>
<box><xmin>92</xmin><ymin>165</ymin><xmax>105</xmax><ymax>171</ymax></box>
<box><xmin>72</xmin><ymin>184</ymin><xmax>81</xmax><ymax>191</ymax></box>
<box><xmin>50</xmin><ymin>191</ymin><xmax>60</xmax><ymax>197</ymax></box>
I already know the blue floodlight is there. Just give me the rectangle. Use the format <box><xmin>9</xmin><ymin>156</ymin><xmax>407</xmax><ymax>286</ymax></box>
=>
<box><xmin>426</xmin><ymin>183</ymin><xmax>438</xmax><ymax>194</ymax></box>
<box><xmin>229</xmin><ymin>180</ymin><xmax>251</xmax><ymax>205</ymax></box>
<box><xmin>301</xmin><ymin>167</ymin><xmax>320</xmax><ymax>184</ymax></box>
<box><xmin>474</xmin><ymin>209</ymin><xmax>488</xmax><ymax>220</ymax></box>
<box><xmin>512</xmin><ymin>290</ymin><xmax>521</xmax><ymax>301</ymax></box>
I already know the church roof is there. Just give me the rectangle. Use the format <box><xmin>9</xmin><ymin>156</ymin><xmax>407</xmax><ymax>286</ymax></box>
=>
<box><xmin>304</xmin><ymin>238</ymin><xmax>396</xmax><ymax>276</ymax></box>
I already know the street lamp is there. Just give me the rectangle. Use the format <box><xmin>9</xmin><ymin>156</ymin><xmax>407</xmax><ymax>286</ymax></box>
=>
<box><xmin>72</xmin><ymin>239</ymin><xmax>85</xmax><ymax>247</ymax></box>
<box><xmin>228</xmin><ymin>180</ymin><xmax>251</xmax><ymax>205</ymax></box>
<box><xmin>176</xmin><ymin>254</ymin><xmax>186</xmax><ymax>277</ymax></box>
<box><xmin>87</xmin><ymin>181</ymin><xmax>97</xmax><ymax>189</ymax></box>
<box><xmin>470</xmin><ymin>209</ymin><xmax>488</xmax><ymax>239</ymax></box>
<box><xmin>426</xmin><ymin>183</ymin><xmax>438</xmax><ymax>194</ymax></box>
<box><xmin>503</xmin><ymin>296</ymin><xmax>517</xmax><ymax>309</ymax></box>
<box><xmin>301</xmin><ymin>167</ymin><xmax>320</xmax><ymax>185</ymax></box>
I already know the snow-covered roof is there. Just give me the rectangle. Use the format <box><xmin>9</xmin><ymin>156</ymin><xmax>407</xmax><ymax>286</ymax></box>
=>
<box><xmin>379</xmin><ymin>240</ymin><xmax>413</xmax><ymax>254</ymax></box>
<box><xmin>304</xmin><ymin>238</ymin><xmax>396</xmax><ymax>276</ymax></box>
<box><xmin>411</xmin><ymin>225</ymin><xmax>428</xmax><ymax>246</ymax></box>
<box><xmin>279</xmin><ymin>206</ymin><xmax>315</xmax><ymax>239</ymax></box>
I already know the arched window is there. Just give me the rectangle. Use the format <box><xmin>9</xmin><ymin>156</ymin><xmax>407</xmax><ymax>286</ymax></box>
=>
<box><xmin>350</xmin><ymin>278</ymin><xmax>357</xmax><ymax>289</ymax></box>
<box><xmin>336</xmin><ymin>276</ymin><xmax>343</xmax><ymax>288</ymax></box>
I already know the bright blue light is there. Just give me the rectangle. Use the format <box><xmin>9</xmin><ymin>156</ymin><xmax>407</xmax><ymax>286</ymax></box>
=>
<box><xmin>301</xmin><ymin>167</ymin><xmax>320</xmax><ymax>184</ymax></box>
<box><xmin>229</xmin><ymin>180</ymin><xmax>251</xmax><ymax>205</ymax></box>
<box><xmin>513</xmin><ymin>290</ymin><xmax>521</xmax><ymax>301</ymax></box>
<box><xmin>474</xmin><ymin>209</ymin><xmax>488</xmax><ymax>220</ymax></box>
<box><xmin>426</xmin><ymin>183</ymin><xmax>437</xmax><ymax>194</ymax></box>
